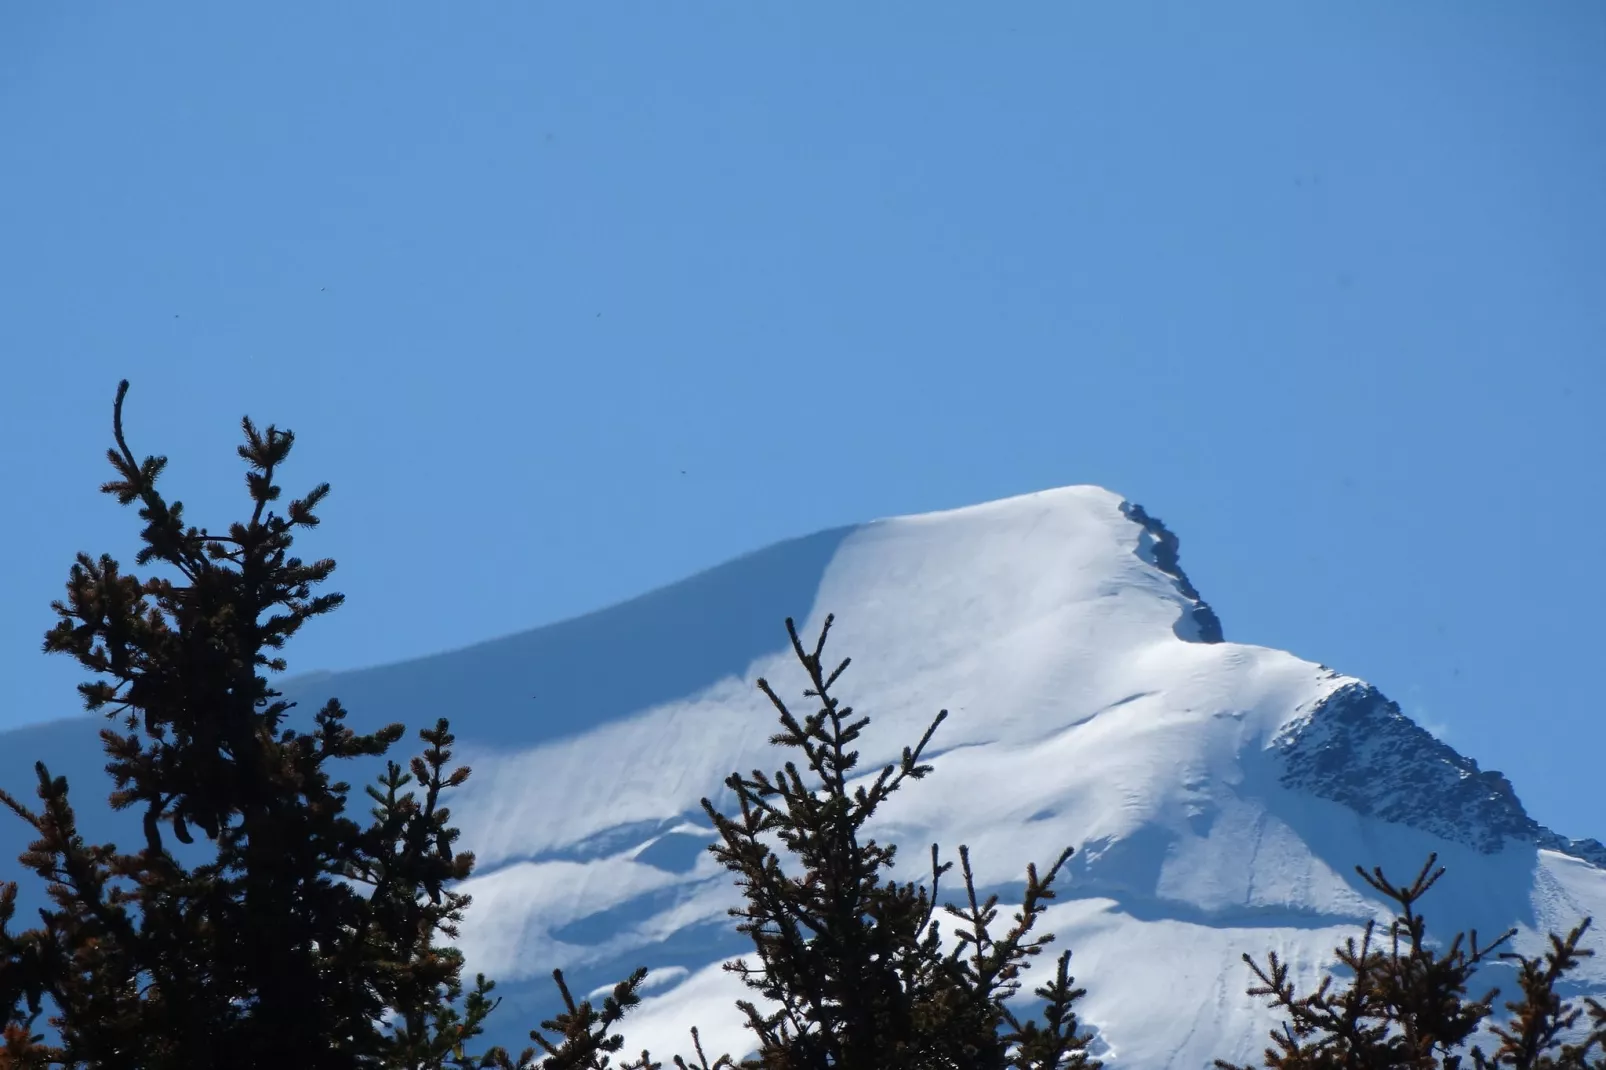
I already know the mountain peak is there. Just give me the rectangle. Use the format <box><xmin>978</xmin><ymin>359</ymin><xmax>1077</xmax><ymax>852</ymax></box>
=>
<box><xmin>3</xmin><ymin>483</ymin><xmax>1601</xmax><ymax>1068</ymax></box>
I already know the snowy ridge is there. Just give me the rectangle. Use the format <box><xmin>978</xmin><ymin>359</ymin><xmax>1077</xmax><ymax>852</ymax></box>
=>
<box><xmin>1117</xmin><ymin>500</ymin><xmax>1224</xmax><ymax>644</ymax></box>
<box><xmin>2</xmin><ymin>485</ymin><xmax>1602</xmax><ymax>1068</ymax></box>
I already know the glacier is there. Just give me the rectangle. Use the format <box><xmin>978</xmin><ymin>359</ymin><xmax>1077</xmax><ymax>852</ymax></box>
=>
<box><xmin>2</xmin><ymin>485</ymin><xmax>1602</xmax><ymax>1067</ymax></box>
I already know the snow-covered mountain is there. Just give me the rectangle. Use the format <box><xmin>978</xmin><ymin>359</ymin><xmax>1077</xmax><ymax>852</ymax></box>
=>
<box><xmin>4</xmin><ymin>486</ymin><xmax>1603</xmax><ymax>1067</ymax></box>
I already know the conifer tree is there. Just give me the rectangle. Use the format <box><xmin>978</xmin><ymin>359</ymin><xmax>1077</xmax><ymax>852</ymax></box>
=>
<box><xmin>642</xmin><ymin>615</ymin><xmax>1099</xmax><ymax>1070</ymax></box>
<box><xmin>0</xmin><ymin>381</ymin><xmax>646</xmax><ymax>1069</ymax></box>
<box><xmin>1222</xmin><ymin>854</ymin><xmax>1606</xmax><ymax>1070</ymax></box>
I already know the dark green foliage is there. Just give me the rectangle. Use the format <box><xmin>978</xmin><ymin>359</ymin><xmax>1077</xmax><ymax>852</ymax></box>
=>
<box><xmin>0</xmin><ymin>382</ymin><xmax>645</xmax><ymax>1069</ymax></box>
<box><xmin>1223</xmin><ymin>854</ymin><xmax>1606</xmax><ymax>1070</ymax></box>
<box><xmin>525</xmin><ymin>967</ymin><xmax>652</xmax><ymax>1070</ymax></box>
<box><xmin>649</xmin><ymin>616</ymin><xmax>1099</xmax><ymax>1070</ymax></box>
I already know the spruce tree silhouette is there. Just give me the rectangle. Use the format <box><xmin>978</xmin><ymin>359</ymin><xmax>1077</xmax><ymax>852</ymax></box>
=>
<box><xmin>633</xmin><ymin>615</ymin><xmax>1100</xmax><ymax>1070</ymax></box>
<box><xmin>1223</xmin><ymin>855</ymin><xmax>1606</xmax><ymax>1070</ymax></box>
<box><xmin>0</xmin><ymin>381</ymin><xmax>645</xmax><ymax>1069</ymax></box>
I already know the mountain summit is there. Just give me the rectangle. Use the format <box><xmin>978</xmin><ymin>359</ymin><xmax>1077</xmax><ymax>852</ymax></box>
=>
<box><xmin>4</xmin><ymin>486</ymin><xmax>1601</xmax><ymax>1067</ymax></box>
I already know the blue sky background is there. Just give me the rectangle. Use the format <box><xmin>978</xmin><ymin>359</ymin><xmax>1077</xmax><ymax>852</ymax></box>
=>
<box><xmin>2</xmin><ymin>3</ymin><xmax>1603</xmax><ymax>836</ymax></box>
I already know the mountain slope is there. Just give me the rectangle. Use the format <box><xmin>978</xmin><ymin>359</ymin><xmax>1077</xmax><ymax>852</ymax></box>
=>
<box><xmin>3</xmin><ymin>486</ymin><xmax>1601</xmax><ymax>1067</ymax></box>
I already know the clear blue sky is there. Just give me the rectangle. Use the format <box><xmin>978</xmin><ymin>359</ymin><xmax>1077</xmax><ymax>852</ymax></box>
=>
<box><xmin>2</xmin><ymin>4</ymin><xmax>1603</xmax><ymax>836</ymax></box>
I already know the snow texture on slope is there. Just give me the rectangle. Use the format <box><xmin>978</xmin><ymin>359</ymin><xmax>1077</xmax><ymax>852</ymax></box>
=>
<box><xmin>2</xmin><ymin>486</ymin><xmax>1602</xmax><ymax>1069</ymax></box>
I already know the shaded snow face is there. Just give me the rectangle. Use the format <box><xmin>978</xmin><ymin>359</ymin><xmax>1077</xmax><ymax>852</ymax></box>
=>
<box><xmin>3</xmin><ymin>485</ymin><xmax>1604</xmax><ymax>1070</ymax></box>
